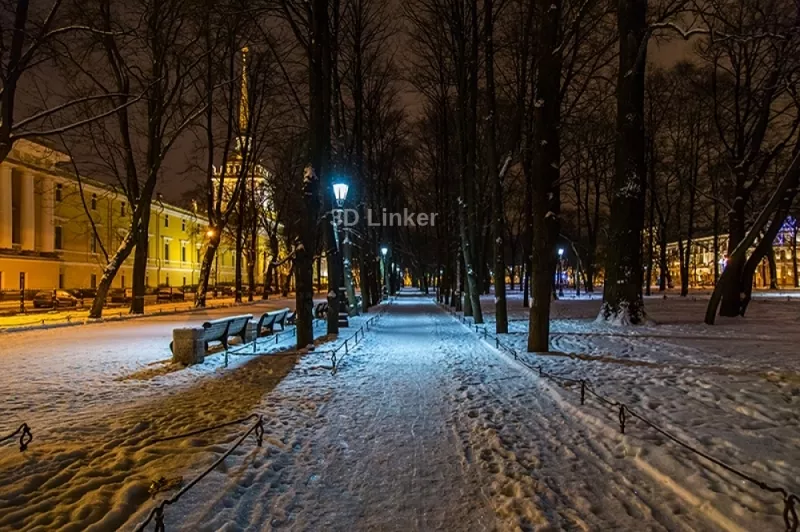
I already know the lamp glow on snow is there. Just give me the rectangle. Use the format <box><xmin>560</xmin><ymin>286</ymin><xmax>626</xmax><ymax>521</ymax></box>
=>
<box><xmin>333</xmin><ymin>181</ymin><xmax>349</xmax><ymax>207</ymax></box>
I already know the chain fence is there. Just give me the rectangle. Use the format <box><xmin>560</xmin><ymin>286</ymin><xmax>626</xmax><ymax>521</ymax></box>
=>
<box><xmin>325</xmin><ymin>297</ymin><xmax>393</xmax><ymax>373</ymax></box>
<box><xmin>135</xmin><ymin>415</ymin><xmax>265</xmax><ymax>532</ymax></box>
<box><xmin>134</xmin><ymin>301</ymin><xmax>393</xmax><ymax>530</ymax></box>
<box><xmin>439</xmin><ymin>303</ymin><xmax>799</xmax><ymax>532</ymax></box>
<box><xmin>1</xmin><ymin>301</ymin><xmax>392</xmax><ymax>531</ymax></box>
<box><xmin>0</xmin><ymin>422</ymin><xmax>32</xmax><ymax>452</ymax></box>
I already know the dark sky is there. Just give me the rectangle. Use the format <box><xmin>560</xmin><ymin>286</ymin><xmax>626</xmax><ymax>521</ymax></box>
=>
<box><xmin>75</xmin><ymin>30</ymin><xmax>695</xmax><ymax>206</ymax></box>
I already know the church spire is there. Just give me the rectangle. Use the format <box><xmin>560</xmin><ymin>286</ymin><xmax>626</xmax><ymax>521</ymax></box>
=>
<box><xmin>239</xmin><ymin>46</ymin><xmax>249</xmax><ymax>133</ymax></box>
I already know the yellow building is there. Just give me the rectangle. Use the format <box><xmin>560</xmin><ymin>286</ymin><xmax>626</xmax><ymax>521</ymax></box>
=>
<box><xmin>0</xmin><ymin>139</ymin><xmax>273</xmax><ymax>293</ymax></box>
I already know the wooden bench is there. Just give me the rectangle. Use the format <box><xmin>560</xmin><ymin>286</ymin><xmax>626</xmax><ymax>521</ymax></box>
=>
<box><xmin>169</xmin><ymin>313</ymin><xmax>253</xmax><ymax>354</ymax></box>
<box><xmin>255</xmin><ymin>308</ymin><xmax>290</xmax><ymax>337</ymax></box>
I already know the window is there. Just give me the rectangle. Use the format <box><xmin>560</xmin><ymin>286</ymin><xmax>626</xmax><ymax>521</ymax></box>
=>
<box><xmin>182</xmin><ymin>276</ymin><xmax>186</xmax><ymax>287</ymax></box>
<box><xmin>181</xmin><ymin>244</ymin><xmax>186</xmax><ymax>263</ymax></box>
<box><xmin>121</xmin><ymin>275</ymin><xmax>125</xmax><ymax>289</ymax></box>
<box><xmin>0</xmin><ymin>271</ymin><xmax>4</xmax><ymax>290</ymax></box>
<box><xmin>54</xmin><ymin>226</ymin><xmax>63</xmax><ymax>250</ymax></box>
<box><xmin>165</xmin><ymin>274</ymin><xmax>170</xmax><ymax>286</ymax></box>
<box><xmin>145</xmin><ymin>274</ymin><xmax>149</xmax><ymax>287</ymax></box>
<box><xmin>55</xmin><ymin>184</ymin><xmax>62</xmax><ymax>202</ymax></box>
<box><xmin>58</xmin><ymin>273</ymin><xmax>64</xmax><ymax>289</ymax></box>
<box><xmin>181</xmin><ymin>219</ymin><xmax>186</xmax><ymax>232</ymax></box>
<box><xmin>164</xmin><ymin>242</ymin><xmax>170</xmax><ymax>262</ymax></box>
<box><xmin>196</xmin><ymin>248</ymin><xmax>200</xmax><ymax>262</ymax></box>
<box><xmin>120</xmin><ymin>202</ymin><xmax>126</xmax><ymax>216</ymax></box>
<box><xmin>90</xmin><ymin>233</ymin><xmax>97</xmax><ymax>253</ymax></box>
<box><xmin>91</xmin><ymin>194</ymin><xmax>97</xmax><ymax>210</ymax></box>
<box><xmin>90</xmin><ymin>274</ymin><xmax>97</xmax><ymax>289</ymax></box>
<box><xmin>164</xmin><ymin>215</ymin><xmax>169</xmax><ymax>228</ymax></box>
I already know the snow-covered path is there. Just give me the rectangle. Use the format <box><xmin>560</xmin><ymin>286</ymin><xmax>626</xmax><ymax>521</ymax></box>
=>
<box><xmin>170</xmin><ymin>294</ymin><xmax>729</xmax><ymax>531</ymax></box>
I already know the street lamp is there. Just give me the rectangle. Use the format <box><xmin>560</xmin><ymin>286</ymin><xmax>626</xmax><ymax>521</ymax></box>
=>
<box><xmin>332</xmin><ymin>181</ymin><xmax>355</xmax><ymax>313</ymax></box>
<box><xmin>557</xmin><ymin>248</ymin><xmax>565</xmax><ymax>297</ymax></box>
<box><xmin>381</xmin><ymin>246</ymin><xmax>389</xmax><ymax>299</ymax></box>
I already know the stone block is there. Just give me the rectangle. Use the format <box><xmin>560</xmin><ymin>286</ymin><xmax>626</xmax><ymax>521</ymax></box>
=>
<box><xmin>172</xmin><ymin>327</ymin><xmax>205</xmax><ymax>365</ymax></box>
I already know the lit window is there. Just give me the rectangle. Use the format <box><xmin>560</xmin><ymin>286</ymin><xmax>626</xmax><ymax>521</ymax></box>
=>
<box><xmin>54</xmin><ymin>226</ymin><xmax>63</xmax><ymax>250</ymax></box>
<box><xmin>164</xmin><ymin>215</ymin><xmax>169</xmax><ymax>228</ymax></box>
<box><xmin>90</xmin><ymin>233</ymin><xmax>97</xmax><ymax>253</ymax></box>
<box><xmin>181</xmin><ymin>245</ymin><xmax>186</xmax><ymax>262</ymax></box>
<box><xmin>164</xmin><ymin>242</ymin><xmax>170</xmax><ymax>262</ymax></box>
<box><xmin>120</xmin><ymin>202</ymin><xmax>126</xmax><ymax>216</ymax></box>
<box><xmin>91</xmin><ymin>194</ymin><xmax>97</xmax><ymax>210</ymax></box>
<box><xmin>55</xmin><ymin>184</ymin><xmax>62</xmax><ymax>202</ymax></box>
<box><xmin>181</xmin><ymin>219</ymin><xmax>186</xmax><ymax>231</ymax></box>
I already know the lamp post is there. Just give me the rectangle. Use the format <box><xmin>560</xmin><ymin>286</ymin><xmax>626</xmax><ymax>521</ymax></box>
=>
<box><xmin>557</xmin><ymin>248</ymin><xmax>564</xmax><ymax>297</ymax></box>
<box><xmin>381</xmin><ymin>246</ymin><xmax>388</xmax><ymax>299</ymax></box>
<box><xmin>333</xmin><ymin>180</ymin><xmax>357</xmax><ymax>313</ymax></box>
<box><xmin>207</xmin><ymin>229</ymin><xmax>218</xmax><ymax>298</ymax></box>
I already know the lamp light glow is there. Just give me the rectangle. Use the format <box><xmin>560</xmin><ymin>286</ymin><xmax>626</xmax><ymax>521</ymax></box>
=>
<box><xmin>333</xmin><ymin>182</ymin><xmax>349</xmax><ymax>206</ymax></box>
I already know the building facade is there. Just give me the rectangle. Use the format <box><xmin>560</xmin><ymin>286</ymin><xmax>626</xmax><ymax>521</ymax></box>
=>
<box><xmin>663</xmin><ymin>230</ymin><xmax>799</xmax><ymax>289</ymax></box>
<box><xmin>0</xmin><ymin>139</ymin><xmax>271</xmax><ymax>294</ymax></box>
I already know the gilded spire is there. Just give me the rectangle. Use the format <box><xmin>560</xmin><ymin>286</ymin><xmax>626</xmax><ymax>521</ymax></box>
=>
<box><xmin>239</xmin><ymin>46</ymin><xmax>249</xmax><ymax>133</ymax></box>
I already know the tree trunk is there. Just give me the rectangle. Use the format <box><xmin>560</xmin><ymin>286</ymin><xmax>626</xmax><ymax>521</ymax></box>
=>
<box><xmin>527</xmin><ymin>0</ymin><xmax>561</xmax><ymax>352</ymax></box>
<box><xmin>89</xmin><ymin>230</ymin><xmax>138</xmax><ymax>318</ymax></box>
<box><xmin>793</xmin><ymin>224</ymin><xmax>799</xmax><ymax>287</ymax></box>
<box><xmin>484</xmin><ymin>0</ymin><xmax>507</xmax><ymax>333</ymax></box>
<box><xmin>195</xmin><ymin>236</ymin><xmax>220</xmax><ymax>308</ymax></box>
<box><xmin>130</xmin><ymin>203</ymin><xmax>151</xmax><ymax>314</ymax></box>
<box><xmin>599</xmin><ymin>0</ymin><xmax>648</xmax><ymax>324</ymax></box>
<box><xmin>768</xmin><ymin>247</ymin><xmax>778</xmax><ymax>289</ymax></box>
<box><xmin>706</xmin><ymin>150</ymin><xmax>800</xmax><ymax>323</ymax></box>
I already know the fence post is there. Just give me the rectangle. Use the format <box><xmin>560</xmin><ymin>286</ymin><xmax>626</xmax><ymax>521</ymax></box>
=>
<box><xmin>619</xmin><ymin>405</ymin><xmax>626</xmax><ymax>434</ymax></box>
<box><xmin>580</xmin><ymin>381</ymin><xmax>585</xmax><ymax>405</ymax></box>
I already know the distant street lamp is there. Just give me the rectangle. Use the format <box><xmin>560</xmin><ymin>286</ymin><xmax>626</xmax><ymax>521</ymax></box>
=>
<box><xmin>557</xmin><ymin>248</ymin><xmax>565</xmax><ymax>297</ymax></box>
<box><xmin>381</xmin><ymin>246</ymin><xmax>389</xmax><ymax>298</ymax></box>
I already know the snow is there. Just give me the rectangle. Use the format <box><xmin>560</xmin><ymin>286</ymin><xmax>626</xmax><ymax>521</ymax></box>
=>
<box><xmin>0</xmin><ymin>290</ymin><xmax>797</xmax><ymax>530</ymax></box>
<box><xmin>480</xmin><ymin>289</ymin><xmax>799</xmax><ymax>529</ymax></box>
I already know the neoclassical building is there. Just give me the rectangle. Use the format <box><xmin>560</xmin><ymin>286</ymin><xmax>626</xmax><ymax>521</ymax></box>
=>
<box><xmin>0</xmin><ymin>139</ymin><xmax>262</xmax><ymax>293</ymax></box>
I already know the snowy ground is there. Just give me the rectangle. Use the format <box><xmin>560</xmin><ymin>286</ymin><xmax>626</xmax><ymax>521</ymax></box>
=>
<box><xmin>0</xmin><ymin>290</ymin><xmax>796</xmax><ymax>531</ymax></box>
<box><xmin>480</xmin><ymin>290</ymin><xmax>799</xmax><ymax>528</ymax></box>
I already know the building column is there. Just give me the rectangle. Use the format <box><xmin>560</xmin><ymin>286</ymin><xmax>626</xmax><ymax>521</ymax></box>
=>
<box><xmin>39</xmin><ymin>176</ymin><xmax>55</xmax><ymax>252</ymax></box>
<box><xmin>0</xmin><ymin>165</ymin><xmax>11</xmax><ymax>249</ymax></box>
<box><xmin>20</xmin><ymin>170</ymin><xmax>35</xmax><ymax>250</ymax></box>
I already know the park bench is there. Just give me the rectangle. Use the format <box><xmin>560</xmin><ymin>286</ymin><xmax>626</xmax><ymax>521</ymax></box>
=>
<box><xmin>201</xmin><ymin>314</ymin><xmax>252</xmax><ymax>350</ymax></box>
<box><xmin>286</xmin><ymin>310</ymin><xmax>297</xmax><ymax>325</ymax></box>
<box><xmin>255</xmin><ymin>308</ymin><xmax>290</xmax><ymax>337</ymax></box>
<box><xmin>170</xmin><ymin>313</ymin><xmax>253</xmax><ymax>355</ymax></box>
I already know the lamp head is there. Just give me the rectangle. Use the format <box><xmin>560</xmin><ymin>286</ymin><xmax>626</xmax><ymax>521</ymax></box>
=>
<box><xmin>381</xmin><ymin>246</ymin><xmax>388</xmax><ymax>256</ymax></box>
<box><xmin>558</xmin><ymin>248</ymin><xmax>564</xmax><ymax>257</ymax></box>
<box><xmin>333</xmin><ymin>182</ymin><xmax>349</xmax><ymax>206</ymax></box>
